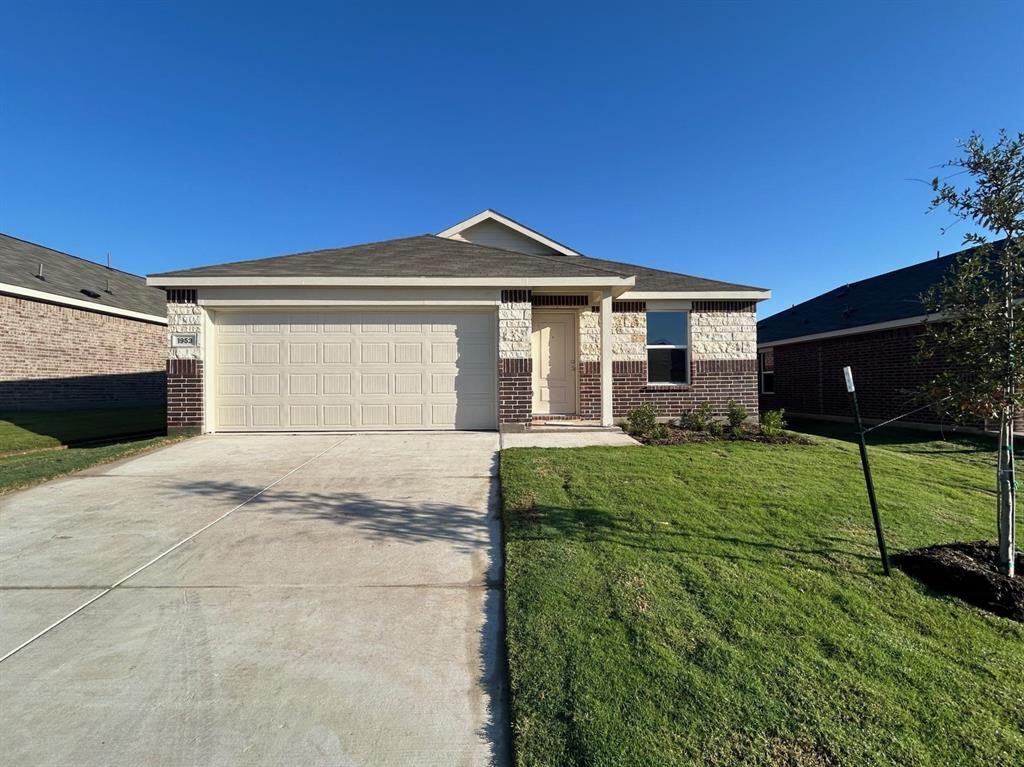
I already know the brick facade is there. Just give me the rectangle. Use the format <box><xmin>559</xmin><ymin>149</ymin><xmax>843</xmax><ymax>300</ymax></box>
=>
<box><xmin>0</xmin><ymin>293</ymin><xmax>166</xmax><ymax>411</ymax></box>
<box><xmin>498</xmin><ymin>358</ymin><xmax>532</xmax><ymax>425</ymax></box>
<box><xmin>759</xmin><ymin>324</ymin><xmax>1024</xmax><ymax>433</ymax></box>
<box><xmin>166</xmin><ymin>359</ymin><xmax>204</xmax><ymax>435</ymax></box>
<box><xmin>577</xmin><ymin>299</ymin><xmax>759</xmax><ymax>422</ymax></box>
<box><xmin>609</xmin><ymin>359</ymin><xmax>758</xmax><ymax>417</ymax></box>
<box><xmin>497</xmin><ymin>290</ymin><xmax>533</xmax><ymax>429</ymax></box>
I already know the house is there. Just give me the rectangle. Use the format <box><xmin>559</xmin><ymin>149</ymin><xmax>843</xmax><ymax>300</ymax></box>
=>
<box><xmin>757</xmin><ymin>240</ymin><xmax>1023</xmax><ymax>433</ymax></box>
<box><xmin>146</xmin><ymin>210</ymin><xmax>770</xmax><ymax>435</ymax></box>
<box><xmin>0</xmin><ymin>233</ymin><xmax>168</xmax><ymax>411</ymax></box>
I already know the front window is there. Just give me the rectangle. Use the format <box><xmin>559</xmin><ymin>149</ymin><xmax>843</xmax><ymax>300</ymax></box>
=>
<box><xmin>646</xmin><ymin>311</ymin><xmax>689</xmax><ymax>384</ymax></box>
<box><xmin>759</xmin><ymin>351</ymin><xmax>775</xmax><ymax>393</ymax></box>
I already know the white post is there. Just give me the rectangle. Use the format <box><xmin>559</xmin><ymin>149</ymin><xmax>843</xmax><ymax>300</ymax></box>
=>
<box><xmin>600</xmin><ymin>289</ymin><xmax>613</xmax><ymax>426</ymax></box>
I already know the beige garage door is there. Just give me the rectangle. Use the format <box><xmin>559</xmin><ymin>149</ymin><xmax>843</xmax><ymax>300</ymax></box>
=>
<box><xmin>212</xmin><ymin>310</ymin><xmax>496</xmax><ymax>431</ymax></box>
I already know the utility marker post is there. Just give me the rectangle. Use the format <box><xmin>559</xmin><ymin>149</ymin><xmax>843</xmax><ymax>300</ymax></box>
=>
<box><xmin>844</xmin><ymin>366</ymin><xmax>891</xmax><ymax>576</ymax></box>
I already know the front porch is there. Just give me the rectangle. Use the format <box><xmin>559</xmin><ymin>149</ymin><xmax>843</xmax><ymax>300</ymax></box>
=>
<box><xmin>497</xmin><ymin>289</ymin><xmax>618</xmax><ymax>432</ymax></box>
<box><xmin>496</xmin><ymin>290</ymin><xmax>760</xmax><ymax>432</ymax></box>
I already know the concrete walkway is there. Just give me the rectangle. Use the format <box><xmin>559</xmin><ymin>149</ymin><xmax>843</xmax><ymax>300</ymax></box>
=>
<box><xmin>0</xmin><ymin>433</ymin><xmax>508</xmax><ymax>766</ymax></box>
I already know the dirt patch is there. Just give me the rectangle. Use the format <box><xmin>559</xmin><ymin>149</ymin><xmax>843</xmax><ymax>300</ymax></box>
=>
<box><xmin>634</xmin><ymin>425</ymin><xmax>812</xmax><ymax>446</ymax></box>
<box><xmin>893</xmin><ymin>541</ymin><xmax>1023</xmax><ymax>622</ymax></box>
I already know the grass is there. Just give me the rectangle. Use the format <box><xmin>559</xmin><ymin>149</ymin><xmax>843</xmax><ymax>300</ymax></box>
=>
<box><xmin>0</xmin><ymin>435</ymin><xmax>182</xmax><ymax>495</ymax></box>
<box><xmin>500</xmin><ymin>429</ymin><xmax>1024</xmax><ymax>766</ymax></box>
<box><xmin>0</xmin><ymin>406</ymin><xmax>166</xmax><ymax>453</ymax></box>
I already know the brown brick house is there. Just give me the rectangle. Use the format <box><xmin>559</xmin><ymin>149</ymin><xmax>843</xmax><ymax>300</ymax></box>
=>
<box><xmin>0</xmin><ymin>234</ymin><xmax>168</xmax><ymax>411</ymax></box>
<box><xmin>758</xmin><ymin>241</ymin><xmax>1022</xmax><ymax>434</ymax></box>
<box><xmin>147</xmin><ymin>210</ymin><xmax>771</xmax><ymax>435</ymax></box>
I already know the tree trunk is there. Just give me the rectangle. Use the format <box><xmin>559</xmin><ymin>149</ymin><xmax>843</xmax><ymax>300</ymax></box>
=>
<box><xmin>997</xmin><ymin>408</ymin><xmax>1016</xmax><ymax>577</ymax></box>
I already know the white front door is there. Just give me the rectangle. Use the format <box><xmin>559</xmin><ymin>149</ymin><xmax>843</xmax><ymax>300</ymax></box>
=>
<box><xmin>531</xmin><ymin>311</ymin><xmax>577</xmax><ymax>415</ymax></box>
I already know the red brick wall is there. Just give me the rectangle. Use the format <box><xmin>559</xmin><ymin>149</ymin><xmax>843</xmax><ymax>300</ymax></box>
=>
<box><xmin>498</xmin><ymin>358</ymin><xmax>532</xmax><ymax>424</ymax></box>
<box><xmin>0</xmin><ymin>293</ymin><xmax>166</xmax><ymax>411</ymax></box>
<box><xmin>167</xmin><ymin>359</ymin><xmax>203</xmax><ymax>434</ymax></box>
<box><xmin>758</xmin><ymin>325</ymin><xmax>1004</xmax><ymax>428</ymax></box>
<box><xmin>610</xmin><ymin>359</ymin><xmax>758</xmax><ymax>418</ymax></box>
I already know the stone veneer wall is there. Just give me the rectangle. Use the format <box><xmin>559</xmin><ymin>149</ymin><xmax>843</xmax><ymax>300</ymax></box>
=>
<box><xmin>0</xmin><ymin>293</ymin><xmax>166</xmax><ymax>410</ymax></box>
<box><xmin>165</xmin><ymin>289</ymin><xmax>205</xmax><ymax>434</ymax></box>
<box><xmin>579</xmin><ymin>299</ymin><xmax>758</xmax><ymax>420</ymax></box>
<box><xmin>498</xmin><ymin>290</ymin><xmax>532</xmax><ymax>425</ymax></box>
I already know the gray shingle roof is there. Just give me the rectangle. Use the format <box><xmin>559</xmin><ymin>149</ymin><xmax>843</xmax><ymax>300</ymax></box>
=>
<box><xmin>149</xmin><ymin>234</ymin><xmax>765</xmax><ymax>293</ymax></box>
<box><xmin>0</xmin><ymin>233</ymin><xmax>167</xmax><ymax>318</ymax></box>
<box><xmin>758</xmin><ymin>242</ymin><xmax>997</xmax><ymax>344</ymax></box>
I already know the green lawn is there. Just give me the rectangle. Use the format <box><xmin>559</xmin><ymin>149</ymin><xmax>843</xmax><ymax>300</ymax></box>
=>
<box><xmin>0</xmin><ymin>435</ymin><xmax>181</xmax><ymax>495</ymax></box>
<box><xmin>500</xmin><ymin>431</ymin><xmax>1024</xmax><ymax>766</ymax></box>
<box><xmin>0</xmin><ymin>406</ymin><xmax>166</xmax><ymax>453</ymax></box>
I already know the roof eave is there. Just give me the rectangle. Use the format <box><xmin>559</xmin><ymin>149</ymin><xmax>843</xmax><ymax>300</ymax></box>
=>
<box><xmin>147</xmin><ymin>275</ymin><xmax>636</xmax><ymax>289</ymax></box>
<box><xmin>621</xmin><ymin>289</ymin><xmax>772</xmax><ymax>301</ymax></box>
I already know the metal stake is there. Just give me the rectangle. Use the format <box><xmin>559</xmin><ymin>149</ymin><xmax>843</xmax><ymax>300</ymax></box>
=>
<box><xmin>844</xmin><ymin>366</ymin><xmax>891</xmax><ymax>576</ymax></box>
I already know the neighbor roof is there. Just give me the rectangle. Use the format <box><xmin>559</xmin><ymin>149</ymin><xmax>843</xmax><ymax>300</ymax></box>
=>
<box><xmin>0</xmin><ymin>233</ymin><xmax>167</xmax><ymax>319</ymax></box>
<box><xmin>758</xmin><ymin>242</ymin><xmax>997</xmax><ymax>345</ymax></box>
<box><xmin>148</xmin><ymin>234</ymin><xmax>766</xmax><ymax>294</ymax></box>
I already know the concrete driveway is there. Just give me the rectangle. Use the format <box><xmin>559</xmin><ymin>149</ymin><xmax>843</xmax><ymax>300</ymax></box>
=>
<box><xmin>0</xmin><ymin>433</ymin><xmax>508</xmax><ymax>766</ymax></box>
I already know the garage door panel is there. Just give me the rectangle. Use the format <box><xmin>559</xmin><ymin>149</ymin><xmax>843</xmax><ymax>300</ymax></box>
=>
<box><xmin>213</xmin><ymin>310</ymin><xmax>496</xmax><ymax>431</ymax></box>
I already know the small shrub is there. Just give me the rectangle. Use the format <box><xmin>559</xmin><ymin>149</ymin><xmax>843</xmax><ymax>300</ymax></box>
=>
<box><xmin>760</xmin><ymin>409</ymin><xmax>787</xmax><ymax>437</ymax></box>
<box><xmin>626</xmin><ymin>404</ymin><xmax>669</xmax><ymax>440</ymax></box>
<box><xmin>680</xmin><ymin>402</ymin><xmax>714</xmax><ymax>432</ymax></box>
<box><xmin>706</xmin><ymin>418</ymin><xmax>724</xmax><ymax>437</ymax></box>
<box><xmin>727</xmin><ymin>400</ymin><xmax>748</xmax><ymax>435</ymax></box>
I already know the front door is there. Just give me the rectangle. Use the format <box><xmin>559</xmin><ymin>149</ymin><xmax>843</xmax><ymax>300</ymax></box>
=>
<box><xmin>531</xmin><ymin>311</ymin><xmax>577</xmax><ymax>415</ymax></box>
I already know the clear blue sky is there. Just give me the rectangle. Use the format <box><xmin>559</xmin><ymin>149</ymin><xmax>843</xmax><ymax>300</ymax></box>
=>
<box><xmin>2</xmin><ymin>1</ymin><xmax>1021</xmax><ymax>317</ymax></box>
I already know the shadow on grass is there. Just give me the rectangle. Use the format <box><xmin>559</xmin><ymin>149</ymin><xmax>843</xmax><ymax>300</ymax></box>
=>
<box><xmin>508</xmin><ymin>501</ymin><xmax>877</xmax><ymax>576</ymax></box>
<box><xmin>0</xmin><ymin>406</ymin><xmax>166</xmax><ymax>452</ymax></box>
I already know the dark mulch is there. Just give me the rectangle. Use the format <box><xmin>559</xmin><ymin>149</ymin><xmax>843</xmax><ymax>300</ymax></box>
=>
<box><xmin>636</xmin><ymin>424</ymin><xmax>812</xmax><ymax>446</ymax></box>
<box><xmin>893</xmin><ymin>541</ymin><xmax>1024</xmax><ymax>622</ymax></box>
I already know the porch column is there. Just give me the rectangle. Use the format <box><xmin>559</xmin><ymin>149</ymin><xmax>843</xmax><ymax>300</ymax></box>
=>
<box><xmin>600</xmin><ymin>289</ymin><xmax>613</xmax><ymax>426</ymax></box>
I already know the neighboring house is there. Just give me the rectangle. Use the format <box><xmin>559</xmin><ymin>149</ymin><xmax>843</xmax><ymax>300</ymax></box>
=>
<box><xmin>147</xmin><ymin>210</ymin><xmax>770</xmax><ymax>435</ymax></box>
<box><xmin>0</xmin><ymin>234</ymin><xmax>168</xmax><ymax>411</ymax></box>
<box><xmin>758</xmin><ymin>241</ymin><xmax>1023</xmax><ymax>433</ymax></box>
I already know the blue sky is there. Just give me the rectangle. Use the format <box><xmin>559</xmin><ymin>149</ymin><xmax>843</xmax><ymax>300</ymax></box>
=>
<box><xmin>2</xmin><ymin>1</ymin><xmax>1021</xmax><ymax>317</ymax></box>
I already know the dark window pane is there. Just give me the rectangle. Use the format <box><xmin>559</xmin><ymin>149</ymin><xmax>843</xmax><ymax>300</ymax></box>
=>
<box><xmin>762</xmin><ymin>371</ymin><xmax>775</xmax><ymax>394</ymax></box>
<box><xmin>646</xmin><ymin>312</ymin><xmax>687</xmax><ymax>346</ymax></box>
<box><xmin>647</xmin><ymin>348</ymin><xmax>688</xmax><ymax>383</ymax></box>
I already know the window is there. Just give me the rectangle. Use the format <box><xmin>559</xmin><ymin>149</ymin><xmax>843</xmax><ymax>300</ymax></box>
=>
<box><xmin>759</xmin><ymin>351</ymin><xmax>775</xmax><ymax>393</ymax></box>
<box><xmin>646</xmin><ymin>311</ymin><xmax>689</xmax><ymax>384</ymax></box>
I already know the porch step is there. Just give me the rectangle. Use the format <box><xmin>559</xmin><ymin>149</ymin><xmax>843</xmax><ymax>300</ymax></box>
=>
<box><xmin>529</xmin><ymin>419</ymin><xmax>624</xmax><ymax>434</ymax></box>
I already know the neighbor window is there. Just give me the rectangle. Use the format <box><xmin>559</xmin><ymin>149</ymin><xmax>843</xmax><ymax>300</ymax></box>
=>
<box><xmin>646</xmin><ymin>311</ymin><xmax>689</xmax><ymax>384</ymax></box>
<box><xmin>759</xmin><ymin>351</ymin><xmax>775</xmax><ymax>393</ymax></box>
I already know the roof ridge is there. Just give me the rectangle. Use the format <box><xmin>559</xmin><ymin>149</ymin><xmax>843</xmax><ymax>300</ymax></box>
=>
<box><xmin>0</xmin><ymin>231</ymin><xmax>148</xmax><ymax>281</ymax></box>
<box><xmin>424</xmin><ymin>235</ymin><xmax>631</xmax><ymax>278</ymax></box>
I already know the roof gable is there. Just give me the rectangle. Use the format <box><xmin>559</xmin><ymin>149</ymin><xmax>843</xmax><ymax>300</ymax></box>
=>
<box><xmin>437</xmin><ymin>209</ymin><xmax>580</xmax><ymax>256</ymax></box>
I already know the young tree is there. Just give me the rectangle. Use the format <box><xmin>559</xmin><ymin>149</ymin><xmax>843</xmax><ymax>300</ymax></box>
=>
<box><xmin>921</xmin><ymin>130</ymin><xmax>1023</xmax><ymax>577</ymax></box>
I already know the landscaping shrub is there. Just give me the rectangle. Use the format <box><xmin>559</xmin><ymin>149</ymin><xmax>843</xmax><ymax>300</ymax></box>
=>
<box><xmin>626</xmin><ymin>404</ymin><xmax>668</xmax><ymax>440</ymax></box>
<box><xmin>760</xmin><ymin>408</ymin><xmax>787</xmax><ymax>437</ymax></box>
<box><xmin>726</xmin><ymin>400</ymin><xmax>748</xmax><ymax>435</ymax></box>
<box><xmin>679</xmin><ymin>402</ymin><xmax>714</xmax><ymax>432</ymax></box>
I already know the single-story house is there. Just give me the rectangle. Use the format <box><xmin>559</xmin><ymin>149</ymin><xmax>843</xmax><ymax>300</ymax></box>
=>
<box><xmin>147</xmin><ymin>210</ymin><xmax>770</xmax><ymax>435</ymax></box>
<box><xmin>0</xmin><ymin>233</ymin><xmax>168</xmax><ymax>411</ymax></box>
<box><xmin>757</xmin><ymin>240</ymin><xmax>1023</xmax><ymax>433</ymax></box>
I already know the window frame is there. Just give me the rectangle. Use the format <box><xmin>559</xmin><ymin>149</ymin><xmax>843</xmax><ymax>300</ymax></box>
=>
<box><xmin>645</xmin><ymin>309</ymin><xmax>690</xmax><ymax>386</ymax></box>
<box><xmin>758</xmin><ymin>351</ymin><xmax>775</xmax><ymax>394</ymax></box>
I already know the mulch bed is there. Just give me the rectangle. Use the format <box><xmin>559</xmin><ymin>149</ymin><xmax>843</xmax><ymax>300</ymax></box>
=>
<box><xmin>893</xmin><ymin>541</ymin><xmax>1024</xmax><ymax>622</ymax></box>
<box><xmin>637</xmin><ymin>425</ymin><xmax>812</xmax><ymax>446</ymax></box>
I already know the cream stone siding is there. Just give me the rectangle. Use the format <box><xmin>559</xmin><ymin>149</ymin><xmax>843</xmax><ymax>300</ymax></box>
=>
<box><xmin>167</xmin><ymin>299</ymin><xmax>205</xmax><ymax>361</ymax></box>
<box><xmin>498</xmin><ymin>299</ymin><xmax>532</xmax><ymax>359</ymax></box>
<box><xmin>578</xmin><ymin>309</ymin><xmax>600</xmax><ymax>362</ymax></box>
<box><xmin>612</xmin><ymin>312</ymin><xmax>646</xmax><ymax>362</ymax></box>
<box><xmin>691</xmin><ymin>305</ymin><xmax>757</xmax><ymax>361</ymax></box>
